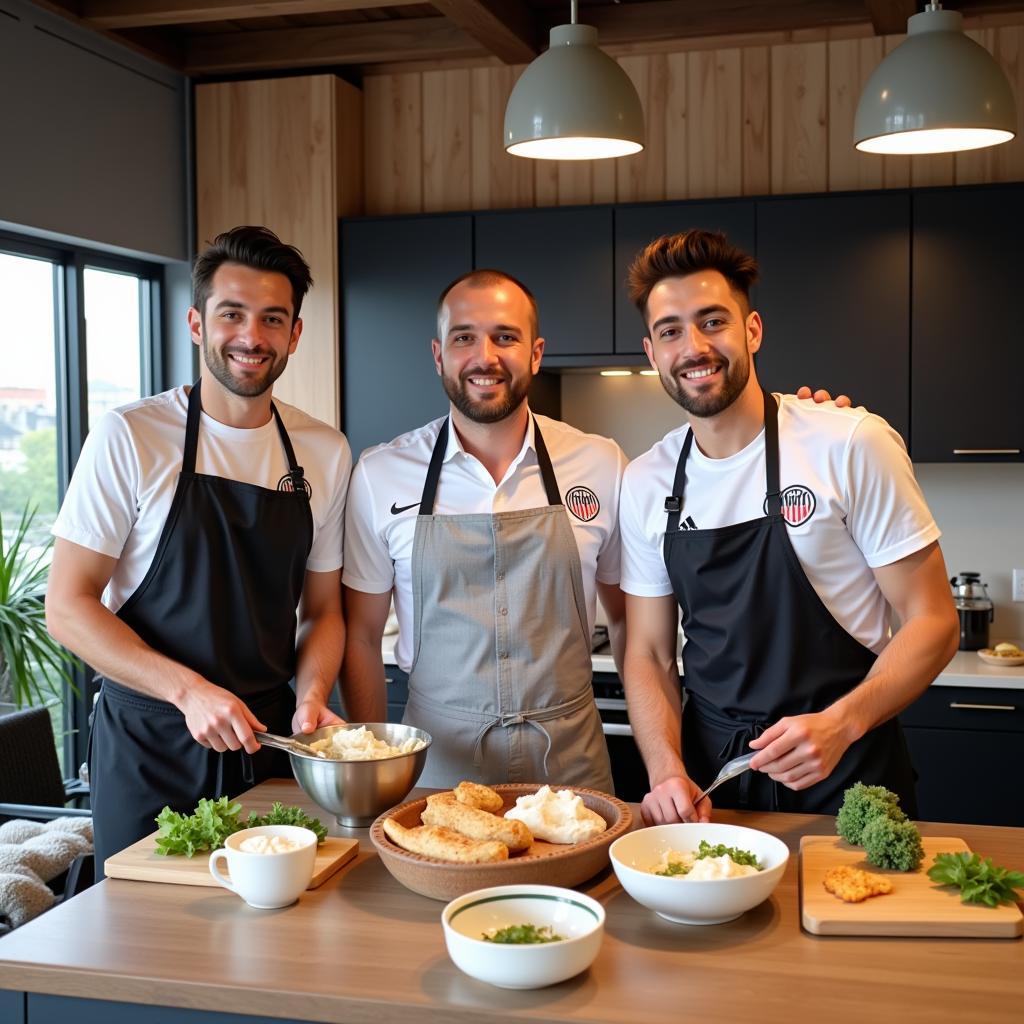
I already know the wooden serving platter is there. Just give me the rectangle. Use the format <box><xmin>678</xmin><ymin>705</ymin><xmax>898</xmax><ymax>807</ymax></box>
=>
<box><xmin>801</xmin><ymin>835</ymin><xmax>1023</xmax><ymax>938</ymax></box>
<box><xmin>370</xmin><ymin>783</ymin><xmax>633</xmax><ymax>901</ymax></box>
<box><xmin>104</xmin><ymin>834</ymin><xmax>358</xmax><ymax>889</ymax></box>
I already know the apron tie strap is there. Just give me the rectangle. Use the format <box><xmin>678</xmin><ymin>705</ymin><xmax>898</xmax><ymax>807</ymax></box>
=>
<box><xmin>466</xmin><ymin>688</ymin><xmax>594</xmax><ymax>777</ymax></box>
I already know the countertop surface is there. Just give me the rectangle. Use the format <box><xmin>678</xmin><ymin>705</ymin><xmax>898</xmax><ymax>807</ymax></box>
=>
<box><xmin>383</xmin><ymin>637</ymin><xmax>1024</xmax><ymax>689</ymax></box>
<box><xmin>1</xmin><ymin>779</ymin><xmax>1021</xmax><ymax>1023</ymax></box>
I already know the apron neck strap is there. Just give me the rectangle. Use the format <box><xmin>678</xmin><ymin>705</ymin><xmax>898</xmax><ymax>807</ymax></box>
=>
<box><xmin>184</xmin><ymin>380</ymin><xmax>305</xmax><ymax>484</ymax></box>
<box><xmin>419</xmin><ymin>414</ymin><xmax>562</xmax><ymax>516</ymax></box>
<box><xmin>664</xmin><ymin>387</ymin><xmax>782</xmax><ymax>529</ymax></box>
<box><xmin>762</xmin><ymin>388</ymin><xmax>781</xmax><ymax>516</ymax></box>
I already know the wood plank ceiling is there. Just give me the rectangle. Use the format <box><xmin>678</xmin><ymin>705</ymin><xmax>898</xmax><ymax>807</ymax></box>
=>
<box><xmin>32</xmin><ymin>0</ymin><xmax>1024</xmax><ymax>74</ymax></box>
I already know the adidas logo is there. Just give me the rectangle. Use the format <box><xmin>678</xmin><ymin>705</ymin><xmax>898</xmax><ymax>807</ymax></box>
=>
<box><xmin>678</xmin><ymin>515</ymin><xmax>698</xmax><ymax>531</ymax></box>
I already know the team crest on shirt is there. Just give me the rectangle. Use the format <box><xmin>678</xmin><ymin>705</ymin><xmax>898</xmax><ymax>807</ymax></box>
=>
<box><xmin>764</xmin><ymin>484</ymin><xmax>816</xmax><ymax>527</ymax></box>
<box><xmin>277</xmin><ymin>472</ymin><xmax>312</xmax><ymax>498</ymax></box>
<box><xmin>565</xmin><ymin>486</ymin><xmax>601</xmax><ymax>522</ymax></box>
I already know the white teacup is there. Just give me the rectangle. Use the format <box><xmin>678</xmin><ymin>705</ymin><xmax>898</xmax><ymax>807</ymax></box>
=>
<box><xmin>209</xmin><ymin>825</ymin><xmax>317</xmax><ymax>909</ymax></box>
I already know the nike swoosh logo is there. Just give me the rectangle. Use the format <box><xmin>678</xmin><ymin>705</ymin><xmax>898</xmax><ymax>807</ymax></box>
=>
<box><xmin>390</xmin><ymin>501</ymin><xmax>419</xmax><ymax>515</ymax></box>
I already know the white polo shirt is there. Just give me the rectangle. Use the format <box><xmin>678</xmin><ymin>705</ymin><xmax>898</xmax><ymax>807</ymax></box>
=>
<box><xmin>619</xmin><ymin>396</ymin><xmax>941</xmax><ymax>654</ymax></box>
<box><xmin>344</xmin><ymin>410</ymin><xmax>628</xmax><ymax>672</ymax></box>
<box><xmin>54</xmin><ymin>386</ymin><xmax>351</xmax><ymax>613</ymax></box>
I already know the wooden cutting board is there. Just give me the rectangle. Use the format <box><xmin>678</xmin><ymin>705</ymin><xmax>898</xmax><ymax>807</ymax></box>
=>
<box><xmin>104</xmin><ymin>833</ymin><xmax>359</xmax><ymax>889</ymax></box>
<box><xmin>801</xmin><ymin>835</ymin><xmax>1023</xmax><ymax>937</ymax></box>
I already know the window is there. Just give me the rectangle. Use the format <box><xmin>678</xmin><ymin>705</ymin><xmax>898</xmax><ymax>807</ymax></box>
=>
<box><xmin>0</xmin><ymin>232</ymin><xmax>163</xmax><ymax>775</ymax></box>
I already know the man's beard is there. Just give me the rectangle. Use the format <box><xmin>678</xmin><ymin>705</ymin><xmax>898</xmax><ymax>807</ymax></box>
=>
<box><xmin>202</xmin><ymin>332</ymin><xmax>287</xmax><ymax>398</ymax></box>
<box><xmin>659</xmin><ymin>347</ymin><xmax>750</xmax><ymax>418</ymax></box>
<box><xmin>441</xmin><ymin>365</ymin><xmax>532</xmax><ymax>424</ymax></box>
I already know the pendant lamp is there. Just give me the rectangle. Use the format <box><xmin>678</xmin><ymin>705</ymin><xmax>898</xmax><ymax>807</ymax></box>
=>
<box><xmin>503</xmin><ymin>0</ymin><xmax>644</xmax><ymax>160</ymax></box>
<box><xmin>854</xmin><ymin>2</ymin><xmax>1016</xmax><ymax>155</ymax></box>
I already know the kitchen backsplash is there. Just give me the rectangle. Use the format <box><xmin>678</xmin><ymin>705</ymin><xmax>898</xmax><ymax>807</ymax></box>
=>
<box><xmin>560</xmin><ymin>374</ymin><xmax>1024</xmax><ymax>643</ymax></box>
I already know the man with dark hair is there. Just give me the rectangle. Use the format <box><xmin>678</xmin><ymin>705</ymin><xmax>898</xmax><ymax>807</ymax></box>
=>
<box><xmin>341</xmin><ymin>270</ymin><xmax>626</xmax><ymax>790</ymax></box>
<box><xmin>47</xmin><ymin>226</ymin><xmax>351</xmax><ymax>869</ymax></box>
<box><xmin>619</xmin><ymin>230</ymin><xmax>958</xmax><ymax>823</ymax></box>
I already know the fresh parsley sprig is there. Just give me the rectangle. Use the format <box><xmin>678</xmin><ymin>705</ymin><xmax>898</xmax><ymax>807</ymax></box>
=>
<box><xmin>696</xmin><ymin>839</ymin><xmax>761</xmax><ymax>869</ymax></box>
<box><xmin>927</xmin><ymin>852</ymin><xmax>1024</xmax><ymax>908</ymax></box>
<box><xmin>246</xmin><ymin>802</ymin><xmax>328</xmax><ymax>844</ymax></box>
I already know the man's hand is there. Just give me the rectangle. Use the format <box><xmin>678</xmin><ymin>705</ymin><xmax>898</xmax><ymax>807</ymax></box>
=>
<box><xmin>641</xmin><ymin>775</ymin><xmax>713</xmax><ymax>826</ymax></box>
<box><xmin>177</xmin><ymin>680</ymin><xmax>267</xmax><ymax>754</ymax></box>
<box><xmin>747</xmin><ymin>709</ymin><xmax>852</xmax><ymax>790</ymax></box>
<box><xmin>292</xmin><ymin>700</ymin><xmax>346</xmax><ymax>735</ymax></box>
<box><xmin>796</xmin><ymin>386</ymin><xmax>852</xmax><ymax>408</ymax></box>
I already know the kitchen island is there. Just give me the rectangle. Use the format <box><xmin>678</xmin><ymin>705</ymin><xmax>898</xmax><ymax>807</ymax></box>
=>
<box><xmin>0</xmin><ymin>779</ymin><xmax>1020</xmax><ymax>1024</ymax></box>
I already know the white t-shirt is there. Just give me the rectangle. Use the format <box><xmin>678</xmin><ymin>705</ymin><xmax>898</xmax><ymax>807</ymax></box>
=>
<box><xmin>343</xmin><ymin>410</ymin><xmax>628</xmax><ymax>672</ymax></box>
<box><xmin>619</xmin><ymin>396</ymin><xmax>941</xmax><ymax>654</ymax></box>
<box><xmin>54</xmin><ymin>386</ymin><xmax>351</xmax><ymax>613</ymax></box>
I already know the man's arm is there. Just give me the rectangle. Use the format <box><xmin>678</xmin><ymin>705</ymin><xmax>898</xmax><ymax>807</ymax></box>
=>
<box><xmin>45</xmin><ymin>538</ymin><xmax>267</xmax><ymax>753</ymax></box>
<box><xmin>293</xmin><ymin>568</ymin><xmax>346</xmax><ymax>734</ymax></box>
<box><xmin>596</xmin><ymin>581</ymin><xmax>626</xmax><ymax>677</ymax></box>
<box><xmin>339</xmin><ymin>586</ymin><xmax>391</xmax><ymax>722</ymax></box>
<box><xmin>624</xmin><ymin>593</ymin><xmax>711</xmax><ymax>825</ymax></box>
<box><xmin>748</xmin><ymin>541</ymin><xmax>959</xmax><ymax>789</ymax></box>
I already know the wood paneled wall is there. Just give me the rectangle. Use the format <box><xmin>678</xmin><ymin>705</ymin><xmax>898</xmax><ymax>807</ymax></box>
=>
<box><xmin>364</xmin><ymin>25</ymin><xmax>1024</xmax><ymax>215</ymax></box>
<box><xmin>195</xmin><ymin>75</ymin><xmax>363</xmax><ymax>426</ymax></box>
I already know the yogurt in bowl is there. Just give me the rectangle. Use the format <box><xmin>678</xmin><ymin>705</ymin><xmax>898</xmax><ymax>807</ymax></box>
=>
<box><xmin>610</xmin><ymin>823</ymin><xmax>789</xmax><ymax>925</ymax></box>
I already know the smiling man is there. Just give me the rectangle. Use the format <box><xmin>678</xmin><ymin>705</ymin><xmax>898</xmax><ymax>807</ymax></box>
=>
<box><xmin>341</xmin><ymin>270</ymin><xmax>627</xmax><ymax>790</ymax></box>
<box><xmin>619</xmin><ymin>230</ymin><xmax>959</xmax><ymax>824</ymax></box>
<box><xmin>46</xmin><ymin>226</ymin><xmax>351</xmax><ymax>871</ymax></box>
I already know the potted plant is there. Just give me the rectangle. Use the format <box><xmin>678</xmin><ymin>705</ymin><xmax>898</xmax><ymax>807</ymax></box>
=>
<box><xmin>0</xmin><ymin>506</ymin><xmax>79</xmax><ymax>713</ymax></box>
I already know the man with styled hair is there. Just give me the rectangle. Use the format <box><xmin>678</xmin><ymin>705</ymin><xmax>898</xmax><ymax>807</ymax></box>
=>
<box><xmin>47</xmin><ymin>226</ymin><xmax>351</xmax><ymax>869</ymax></box>
<box><xmin>619</xmin><ymin>229</ymin><xmax>958</xmax><ymax>824</ymax></box>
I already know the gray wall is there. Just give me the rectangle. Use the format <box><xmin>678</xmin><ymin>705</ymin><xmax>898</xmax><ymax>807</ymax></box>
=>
<box><xmin>0</xmin><ymin>0</ymin><xmax>189</xmax><ymax>263</ymax></box>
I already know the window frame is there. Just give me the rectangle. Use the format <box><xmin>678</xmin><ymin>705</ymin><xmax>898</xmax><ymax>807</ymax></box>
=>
<box><xmin>0</xmin><ymin>229</ymin><xmax>166</xmax><ymax>775</ymax></box>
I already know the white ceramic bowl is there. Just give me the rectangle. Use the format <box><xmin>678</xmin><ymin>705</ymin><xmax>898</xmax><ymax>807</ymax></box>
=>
<box><xmin>609</xmin><ymin>822</ymin><xmax>789</xmax><ymax>925</ymax></box>
<box><xmin>442</xmin><ymin>884</ymin><xmax>605</xmax><ymax>989</ymax></box>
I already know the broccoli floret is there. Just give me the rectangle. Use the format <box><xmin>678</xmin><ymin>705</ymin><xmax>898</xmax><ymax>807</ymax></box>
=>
<box><xmin>862</xmin><ymin>816</ymin><xmax>924</xmax><ymax>872</ymax></box>
<box><xmin>836</xmin><ymin>782</ymin><xmax>905</xmax><ymax>845</ymax></box>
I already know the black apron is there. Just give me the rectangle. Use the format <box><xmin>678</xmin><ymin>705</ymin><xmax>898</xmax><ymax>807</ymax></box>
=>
<box><xmin>663</xmin><ymin>389</ymin><xmax>916</xmax><ymax>815</ymax></box>
<box><xmin>89</xmin><ymin>381</ymin><xmax>314</xmax><ymax>870</ymax></box>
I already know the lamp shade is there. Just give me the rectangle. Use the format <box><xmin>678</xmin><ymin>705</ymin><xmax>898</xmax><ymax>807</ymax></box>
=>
<box><xmin>504</xmin><ymin>24</ymin><xmax>644</xmax><ymax>160</ymax></box>
<box><xmin>854</xmin><ymin>6</ymin><xmax>1016</xmax><ymax>155</ymax></box>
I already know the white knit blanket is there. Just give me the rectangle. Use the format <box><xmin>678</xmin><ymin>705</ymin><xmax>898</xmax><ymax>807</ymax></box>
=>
<box><xmin>0</xmin><ymin>817</ymin><xmax>93</xmax><ymax>931</ymax></box>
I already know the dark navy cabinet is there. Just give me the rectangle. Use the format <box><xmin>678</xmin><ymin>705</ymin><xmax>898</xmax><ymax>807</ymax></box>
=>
<box><xmin>911</xmin><ymin>187</ymin><xmax>1024</xmax><ymax>462</ymax></box>
<box><xmin>474</xmin><ymin>206</ymin><xmax>614</xmax><ymax>357</ymax></box>
<box><xmin>899</xmin><ymin>685</ymin><xmax>1024</xmax><ymax>826</ymax></box>
<box><xmin>341</xmin><ymin>214</ymin><xmax>469</xmax><ymax>459</ymax></box>
<box><xmin>755</xmin><ymin>193</ymin><xmax>911</xmax><ymax>443</ymax></box>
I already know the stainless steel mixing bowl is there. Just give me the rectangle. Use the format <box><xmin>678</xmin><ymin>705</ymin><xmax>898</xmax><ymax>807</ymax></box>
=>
<box><xmin>287</xmin><ymin>723</ymin><xmax>431</xmax><ymax>827</ymax></box>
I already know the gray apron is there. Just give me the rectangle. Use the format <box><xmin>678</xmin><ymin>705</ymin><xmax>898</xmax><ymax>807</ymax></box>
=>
<box><xmin>402</xmin><ymin>416</ymin><xmax>613</xmax><ymax>792</ymax></box>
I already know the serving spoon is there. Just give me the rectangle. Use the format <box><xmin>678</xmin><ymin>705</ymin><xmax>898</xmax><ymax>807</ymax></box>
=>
<box><xmin>258</xmin><ymin>732</ymin><xmax>328</xmax><ymax>759</ymax></box>
<box><xmin>694</xmin><ymin>752</ymin><xmax>756</xmax><ymax>806</ymax></box>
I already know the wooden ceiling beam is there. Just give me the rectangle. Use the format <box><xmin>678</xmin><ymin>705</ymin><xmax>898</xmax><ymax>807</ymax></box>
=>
<box><xmin>863</xmin><ymin>1</ymin><xmax>918</xmax><ymax>35</ymax></box>
<box><xmin>428</xmin><ymin>0</ymin><xmax>537</xmax><ymax>63</ymax></box>
<box><xmin>541</xmin><ymin>0</ymin><xmax>870</xmax><ymax>46</ymax></box>
<box><xmin>82</xmin><ymin>0</ymin><xmax>410</xmax><ymax>30</ymax></box>
<box><xmin>185</xmin><ymin>16</ymin><xmax>487</xmax><ymax>73</ymax></box>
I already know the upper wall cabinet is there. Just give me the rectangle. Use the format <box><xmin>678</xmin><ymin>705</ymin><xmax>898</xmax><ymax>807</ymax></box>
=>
<box><xmin>614</xmin><ymin>201</ymin><xmax>756</xmax><ymax>356</ymax></box>
<box><xmin>342</xmin><ymin>215</ymin><xmax>470</xmax><ymax>459</ymax></box>
<box><xmin>474</xmin><ymin>208</ymin><xmax>614</xmax><ymax>357</ymax></box>
<box><xmin>911</xmin><ymin>187</ymin><xmax>1023</xmax><ymax>462</ymax></box>
<box><xmin>755</xmin><ymin>193</ymin><xmax>910</xmax><ymax>442</ymax></box>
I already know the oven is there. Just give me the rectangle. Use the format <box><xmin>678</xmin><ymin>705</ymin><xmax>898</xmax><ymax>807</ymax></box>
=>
<box><xmin>593</xmin><ymin>671</ymin><xmax>649</xmax><ymax>803</ymax></box>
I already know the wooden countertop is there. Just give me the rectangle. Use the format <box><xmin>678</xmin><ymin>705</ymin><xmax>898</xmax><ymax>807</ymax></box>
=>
<box><xmin>1</xmin><ymin>779</ymin><xmax>1022</xmax><ymax>1024</ymax></box>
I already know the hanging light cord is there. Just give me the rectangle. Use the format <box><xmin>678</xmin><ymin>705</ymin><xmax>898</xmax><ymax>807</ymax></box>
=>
<box><xmin>570</xmin><ymin>0</ymin><xmax>577</xmax><ymax>25</ymax></box>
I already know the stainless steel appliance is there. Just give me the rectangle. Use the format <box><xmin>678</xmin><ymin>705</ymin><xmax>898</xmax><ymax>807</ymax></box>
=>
<box><xmin>950</xmin><ymin>572</ymin><xmax>994</xmax><ymax>651</ymax></box>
